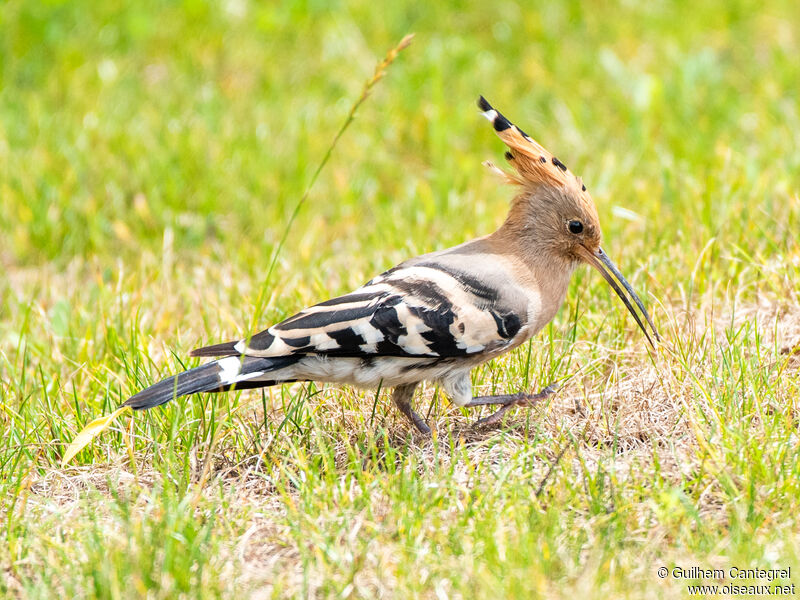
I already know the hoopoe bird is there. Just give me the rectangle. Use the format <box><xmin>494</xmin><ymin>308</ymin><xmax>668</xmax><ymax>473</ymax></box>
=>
<box><xmin>124</xmin><ymin>97</ymin><xmax>659</xmax><ymax>432</ymax></box>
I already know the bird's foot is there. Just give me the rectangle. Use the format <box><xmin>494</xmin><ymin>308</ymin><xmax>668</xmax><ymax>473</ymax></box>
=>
<box><xmin>406</xmin><ymin>408</ymin><xmax>432</xmax><ymax>435</ymax></box>
<box><xmin>472</xmin><ymin>384</ymin><xmax>557</xmax><ymax>429</ymax></box>
<box><xmin>391</xmin><ymin>383</ymin><xmax>432</xmax><ymax>435</ymax></box>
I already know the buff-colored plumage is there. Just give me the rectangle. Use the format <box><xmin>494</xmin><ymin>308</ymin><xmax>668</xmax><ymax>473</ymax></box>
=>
<box><xmin>123</xmin><ymin>97</ymin><xmax>658</xmax><ymax>433</ymax></box>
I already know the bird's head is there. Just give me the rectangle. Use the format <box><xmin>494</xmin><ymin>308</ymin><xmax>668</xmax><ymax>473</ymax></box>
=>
<box><xmin>478</xmin><ymin>96</ymin><xmax>659</xmax><ymax>345</ymax></box>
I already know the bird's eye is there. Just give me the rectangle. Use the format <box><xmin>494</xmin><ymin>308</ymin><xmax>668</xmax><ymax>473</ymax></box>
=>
<box><xmin>568</xmin><ymin>220</ymin><xmax>584</xmax><ymax>234</ymax></box>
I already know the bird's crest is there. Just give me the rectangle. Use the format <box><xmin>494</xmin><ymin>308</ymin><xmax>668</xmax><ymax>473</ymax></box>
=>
<box><xmin>478</xmin><ymin>96</ymin><xmax>587</xmax><ymax>194</ymax></box>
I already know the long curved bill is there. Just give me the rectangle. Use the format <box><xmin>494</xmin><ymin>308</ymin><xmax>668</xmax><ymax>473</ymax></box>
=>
<box><xmin>577</xmin><ymin>246</ymin><xmax>660</xmax><ymax>347</ymax></box>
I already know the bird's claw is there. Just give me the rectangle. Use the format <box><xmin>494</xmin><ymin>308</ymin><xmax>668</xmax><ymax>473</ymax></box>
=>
<box><xmin>473</xmin><ymin>384</ymin><xmax>557</xmax><ymax>429</ymax></box>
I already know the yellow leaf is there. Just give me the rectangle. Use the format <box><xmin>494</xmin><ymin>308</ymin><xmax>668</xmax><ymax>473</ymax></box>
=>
<box><xmin>61</xmin><ymin>406</ymin><xmax>132</xmax><ymax>467</ymax></box>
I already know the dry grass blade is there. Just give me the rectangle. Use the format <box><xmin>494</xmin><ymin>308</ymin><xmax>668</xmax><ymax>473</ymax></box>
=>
<box><xmin>535</xmin><ymin>441</ymin><xmax>570</xmax><ymax>498</ymax></box>
<box><xmin>251</xmin><ymin>33</ymin><xmax>415</xmax><ymax>327</ymax></box>
<box><xmin>60</xmin><ymin>406</ymin><xmax>132</xmax><ymax>467</ymax></box>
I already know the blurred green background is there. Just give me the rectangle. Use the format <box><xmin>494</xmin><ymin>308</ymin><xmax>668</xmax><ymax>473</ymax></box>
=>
<box><xmin>2</xmin><ymin>1</ymin><xmax>799</xmax><ymax>598</ymax></box>
<box><xmin>3</xmin><ymin>0</ymin><xmax>797</xmax><ymax>271</ymax></box>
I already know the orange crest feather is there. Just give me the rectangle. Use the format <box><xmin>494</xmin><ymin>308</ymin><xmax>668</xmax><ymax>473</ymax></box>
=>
<box><xmin>478</xmin><ymin>96</ymin><xmax>586</xmax><ymax>194</ymax></box>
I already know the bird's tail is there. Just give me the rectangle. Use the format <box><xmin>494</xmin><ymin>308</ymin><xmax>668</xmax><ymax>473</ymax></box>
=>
<box><xmin>123</xmin><ymin>355</ymin><xmax>301</xmax><ymax>410</ymax></box>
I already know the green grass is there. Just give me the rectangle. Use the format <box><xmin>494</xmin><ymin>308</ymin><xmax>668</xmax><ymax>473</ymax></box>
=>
<box><xmin>2</xmin><ymin>0</ymin><xmax>800</xmax><ymax>597</ymax></box>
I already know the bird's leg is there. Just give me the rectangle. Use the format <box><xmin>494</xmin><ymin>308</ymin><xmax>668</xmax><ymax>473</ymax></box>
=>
<box><xmin>391</xmin><ymin>383</ymin><xmax>431</xmax><ymax>434</ymax></box>
<box><xmin>467</xmin><ymin>385</ymin><xmax>557</xmax><ymax>428</ymax></box>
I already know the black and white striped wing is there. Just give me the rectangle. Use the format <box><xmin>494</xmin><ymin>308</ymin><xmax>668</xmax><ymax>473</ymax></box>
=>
<box><xmin>191</xmin><ymin>265</ymin><xmax>525</xmax><ymax>360</ymax></box>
